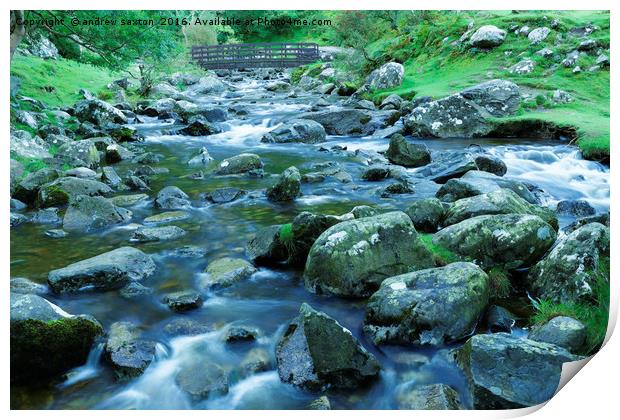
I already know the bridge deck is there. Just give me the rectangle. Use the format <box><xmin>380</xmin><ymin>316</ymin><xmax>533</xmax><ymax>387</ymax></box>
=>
<box><xmin>191</xmin><ymin>42</ymin><xmax>320</xmax><ymax>69</ymax></box>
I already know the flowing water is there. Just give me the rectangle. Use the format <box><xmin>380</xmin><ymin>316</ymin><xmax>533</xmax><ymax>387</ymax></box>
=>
<box><xmin>10</xmin><ymin>74</ymin><xmax>610</xmax><ymax>409</ymax></box>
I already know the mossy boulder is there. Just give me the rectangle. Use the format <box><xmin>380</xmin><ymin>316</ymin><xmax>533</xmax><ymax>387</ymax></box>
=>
<box><xmin>154</xmin><ymin>186</ymin><xmax>191</xmax><ymax>209</ymax></box>
<box><xmin>444</xmin><ymin>189</ymin><xmax>558</xmax><ymax>229</ymax></box>
<box><xmin>56</xmin><ymin>139</ymin><xmax>101</xmax><ymax>169</ymax></box>
<box><xmin>48</xmin><ymin>246</ymin><xmax>156</xmax><ymax>293</ymax></box>
<box><xmin>12</xmin><ymin>168</ymin><xmax>62</xmax><ymax>205</ymax></box>
<box><xmin>527</xmin><ymin>223</ymin><xmax>609</xmax><ymax>303</ymax></box>
<box><xmin>364</xmin><ymin>262</ymin><xmax>489</xmax><ymax>345</ymax></box>
<box><xmin>261</xmin><ymin>119</ymin><xmax>326</xmax><ymax>144</ymax></box>
<box><xmin>405</xmin><ymin>198</ymin><xmax>446</xmax><ymax>233</ymax></box>
<box><xmin>37</xmin><ymin>177</ymin><xmax>112</xmax><ymax>208</ymax></box>
<box><xmin>455</xmin><ymin>333</ymin><xmax>576</xmax><ymax>409</ymax></box>
<box><xmin>246</xmin><ymin>225</ymin><xmax>288</xmax><ymax>265</ymax></box>
<box><xmin>396</xmin><ymin>384</ymin><xmax>463</xmax><ymax>410</ymax></box>
<box><xmin>276</xmin><ymin>303</ymin><xmax>380</xmax><ymax>390</ymax></box>
<box><xmin>434</xmin><ymin>214</ymin><xmax>556</xmax><ymax>269</ymax></box>
<box><xmin>10</xmin><ymin>293</ymin><xmax>103</xmax><ymax>384</ymax></box>
<box><xmin>436</xmin><ymin>171</ymin><xmax>537</xmax><ymax>203</ymax></box>
<box><xmin>288</xmin><ymin>212</ymin><xmax>351</xmax><ymax>266</ymax></box>
<box><xmin>528</xmin><ymin>316</ymin><xmax>587</xmax><ymax>354</ymax></box>
<box><xmin>266</xmin><ymin>166</ymin><xmax>301</xmax><ymax>202</ymax></box>
<box><xmin>304</xmin><ymin>211</ymin><xmax>434</xmax><ymax>297</ymax></box>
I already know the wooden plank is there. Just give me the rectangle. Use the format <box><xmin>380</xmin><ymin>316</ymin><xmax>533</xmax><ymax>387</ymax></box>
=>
<box><xmin>191</xmin><ymin>42</ymin><xmax>320</xmax><ymax>70</ymax></box>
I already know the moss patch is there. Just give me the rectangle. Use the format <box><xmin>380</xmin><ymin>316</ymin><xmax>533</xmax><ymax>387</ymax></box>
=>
<box><xmin>419</xmin><ymin>233</ymin><xmax>461</xmax><ymax>266</ymax></box>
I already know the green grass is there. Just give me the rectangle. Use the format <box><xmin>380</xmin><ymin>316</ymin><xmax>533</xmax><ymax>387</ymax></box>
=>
<box><xmin>361</xmin><ymin>10</ymin><xmax>609</xmax><ymax>162</ymax></box>
<box><xmin>278</xmin><ymin>223</ymin><xmax>296</xmax><ymax>256</ymax></box>
<box><xmin>11</xmin><ymin>55</ymin><xmax>119</xmax><ymax>107</ymax></box>
<box><xmin>419</xmin><ymin>233</ymin><xmax>461</xmax><ymax>266</ymax></box>
<box><xmin>530</xmin><ymin>258</ymin><xmax>610</xmax><ymax>355</ymax></box>
<box><xmin>487</xmin><ymin>266</ymin><xmax>512</xmax><ymax>299</ymax></box>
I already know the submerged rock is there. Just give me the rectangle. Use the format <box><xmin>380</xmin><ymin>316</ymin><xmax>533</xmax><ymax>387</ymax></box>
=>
<box><xmin>206</xmin><ymin>187</ymin><xmax>246</xmax><ymax>204</ymax></box>
<box><xmin>63</xmin><ymin>195</ymin><xmax>132</xmax><ymax>232</ymax></box>
<box><xmin>187</xmin><ymin>147</ymin><xmax>214</xmax><ymax>166</ymax></box>
<box><xmin>48</xmin><ymin>246</ymin><xmax>156</xmax><ymax>293</ymax></box>
<box><xmin>130</xmin><ymin>225</ymin><xmax>187</xmax><ymax>242</ymax></box>
<box><xmin>527</xmin><ymin>223</ymin><xmax>609</xmax><ymax>303</ymax></box>
<box><xmin>104</xmin><ymin>321</ymin><xmax>157</xmax><ymax>380</ymax></box>
<box><xmin>434</xmin><ymin>214</ymin><xmax>556</xmax><ymax>269</ymax></box>
<box><xmin>162</xmin><ymin>290</ymin><xmax>204</xmax><ymax>312</ymax></box>
<box><xmin>397</xmin><ymin>384</ymin><xmax>463</xmax><ymax>410</ymax></box>
<box><xmin>364</xmin><ymin>262</ymin><xmax>489</xmax><ymax>345</ymax></box>
<box><xmin>11</xmin><ymin>293</ymin><xmax>103</xmax><ymax>384</ymax></box>
<box><xmin>304</xmin><ymin>211</ymin><xmax>434</xmax><ymax>297</ymax></box>
<box><xmin>175</xmin><ymin>360</ymin><xmax>229</xmax><ymax>401</ymax></box>
<box><xmin>266</xmin><ymin>166</ymin><xmax>301</xmax><ymax>202</ymax></box>
<box><xmin>143</xmin><ymin>210</ymin><xmax>189</xmax><ymax>224</ymax></box>
<box><xmin>201</xmin><ymin>257</ymin><xmax>257</xmax><ymax>289</ymax></box>
<box><xmin>276</xmin><ymin>303</ymin><xmax>380</xmax><ymax>390</ymax></box>
<box><xmin>455</xmin><ymin>333</ymin><xmax>576</xmax><ymax>409</ymax></box>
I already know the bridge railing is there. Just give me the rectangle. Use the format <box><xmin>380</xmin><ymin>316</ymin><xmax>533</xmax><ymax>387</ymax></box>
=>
<box><xmin>191</xmin><ymin>42</ymin><xmax>320</xmax><ymax>70</ymax></box>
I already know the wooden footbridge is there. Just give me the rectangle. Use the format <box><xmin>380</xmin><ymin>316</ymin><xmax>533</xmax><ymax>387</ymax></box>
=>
<box><xmin>191</xmin><ymin>42</ymin><xmax>320</xmax><ymax>70</ymax></box>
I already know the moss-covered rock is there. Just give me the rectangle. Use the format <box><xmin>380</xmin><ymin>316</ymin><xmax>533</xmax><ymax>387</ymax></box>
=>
<box><xmin>37</xmin><ymin>177</ymin><xmax>112</xmax><ymax>208</ymax></box>
<box><xmin>276</xmin><ymin>303</ymin><xmax>380</xmax><ymax>390</ymax></box>
<box><xmin>104</xmin><ymin>321</ymin><xmax>156</xmax><ymax>380</ymax></box>
<box><xmin>304</xmin><ymin>211</ymin><xmax>434</xmax><ymax>297</ymax></box>
<box><xmin>215</xmin><ymin>153</ymin><xmax>263</xmax><ymax>175</ymax></box>
<box><xmin>266</xmin><ymin>166</ymin><xmax>301</xmax><ymax>202</ymax></box>
<box><xmin>10</xmin><ymin>293</ymin><xmax>103</xmax><ymax>384</ymax></box>
<box><xmin>434</xmin><ymin>214</ymin><xmax>556</xmax><ymax>269</ymax></box>
<box><xmin>405</xmin><ymin>198</ymin><xmax>446</xmax><ymax>233</ymax></box>
<box><xmin>201</xmin><ymin>257</ymin><xmax>257</xmax><ymax>289</ymax></box>
<box><xmin>527</xmin><ymin>222</ymin><xmax>609</xmax><ymax>303</ymax></box>
<box><xmin>63</xmin><ymin>194</ymin><xmax>132</xmax><ymax>232</ymax></box>
<box><xmin>364</xmin><ymin>262</ymin><xmax>489</xmax><ymax>345</ymax></box>
<box><xmin>396</xmin><ymin>384</ymin><xmax>463</xmax><ymax>410</ymax></box>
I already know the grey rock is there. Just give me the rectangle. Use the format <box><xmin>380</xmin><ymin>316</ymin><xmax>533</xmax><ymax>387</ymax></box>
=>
<box><xmin>528</xmin><ymin>316</ymin><xmax>587</xmax><ymax>353</ymax></box>
<box><xmin>63</xmin><ymin>195</ymin><xmax>132</xmax><ymax>232</ymax></box>
<box><xmin>104</xmin><ymin>321</ymin><xmax>156</xmax><ymax>380</ymax></box>
<box><xmin>397</xmin><ymin>384</ymin><xmax>463</xmax><ymax>410</ymax></box>
<box><xmin>162</xmin><ymin>290</ymin><xmax>204</xmax><ymax>312</ymax></box>
<box><xmin>367</xmin><ymin>62</ymin><xmax>404</xmax><ymax>90</ymax></box>
<box><xmin>37</xmin><ymin>177</ymin><xmax>112</xmax><ymax>208</ymax></box>
<box><xmin>556</xmin><ymin>199</ymin><xmax>595</xmax><ymax>217</ymax></box>
<box><xmin>130</xmin><ymin>225</ymin><xmax>186</xmax><ymax>242</ymax></box>
<box><xmin>266</xmin><ymin>166</ymin><xmax>301</xmax><ymax>202</ymax></box>
<box><xmin>528</xmin><ymin>27</ymin><xmax>551</xmax><ymax>44</ymax></box>
<box><xmin>175</xmin><ymin>360</ymin><xmax>228</xmax><ymax>400</ymax></box>
<box><xmin>469</xmin><ymin>25</ymin><xmax>506</xmax><ymax>48</ymax></box>
<box><xmin>154</xmin><ymin>186</ymin><xmax>190</xmax><ymax>209</ymax></box>
<box><xmin>215</xmin><ymin>153</ymin><xmax>263</xmax><ymax>175</ymax></box>
<box><xmin>405</xmin><ymin>198</ymin><xmax>445</xmax><ymax>233</ymax></box>
<box><xmin>201</xmin><ymin>257</ymin><xmax>257</xmax><ymax>289</ymax></box>
<box><xmin>385</xmin><ymin>134</ymin><xmax>431</xmax><ymax>167</ymax></box>
<box><xmin>261</xmin><ymin>119</ymin><xmax>326</xmax><ymax>144</ymax></box>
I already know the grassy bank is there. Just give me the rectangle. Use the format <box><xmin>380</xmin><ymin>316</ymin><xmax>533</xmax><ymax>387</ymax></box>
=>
<box><xmin>358</xmin><ymin>11</ymin><xmax>609</xmax><ymax>162</ymax></box>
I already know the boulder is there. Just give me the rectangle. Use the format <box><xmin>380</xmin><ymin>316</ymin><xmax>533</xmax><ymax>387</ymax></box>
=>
<box><xmin>474</xmin><ymin>155</ymin><xmax>507</xmax><ymax>176</ymax></box>
<box><xmin>223</xmin><ymin>325</ymin><xmax>260</xmax><ymax>343</ymax></box>
<box><xmin>385</xmin><ymin>134</ymin><xmax>431</xmax><ymax>167</ymax></box>
<box><xmin>74</xmin><ymin>98</ymin><xmax>128</xmax><ymax>126</ymax></box>
<box><xmin>527</xmin><ymin>223</ymin><xmax>609</xmax><ymax>303</ymax></box>
<box><xmin>459</xmin><ymin>79</ymin><xmax>521</xmax><ymax>117</ymax></box>
<box><xmin>10</xmin><ymin>293</ymin><xmax>103</xmax><ymax>384</ymax></box>
<box><xmin>484</xmin><ymin>305</ymin><xmax>516</xmax><ymax>333</ymax></box>
<box><xmin>288</xmin><ymin>212</ymin><xmax>350</xmax><ymax>266</ymax></box>
<box><xmin>63</xmin><ymin>195</ymin><xmax>132</xmax><ymax>232</ymax></box>
<box><xmin>307</xmin><ymin>396</ymin><xmax>332</xmax><ymax>410</ymax></box>
<box><xmin>276</xmin><ymin>303</ymin><xmax>380</xmax><ymax>390</ymax></box>
<box><xmin>266</xmin><ymin>166</ymin><xmax>302</xmax><ymax>202</ymax></box>
<box><xmin>435</xmin><ymin>170</ymin><xmax>537</xmax><ymax>203</ymax></box>
<box><xmin>10</xmin><ymin>277</ymin><xmax>47</xmax><ymax>295</ymax></box>
<box><xmin>361</xmin><ymin>165</ymin><xmax>390</xmax><ymax>181</ymax></box>
<box><xmin>101</xmin><ymin>166</ymin><xmax>124</xmax><ymax>188</ymax></box>
<box><xmin>304</xmin><ymin>211</ymin><xmax>434</xmax><ymax>297</ymax></box>
<box><xmin>188</xmin><ymin>76</ymin><xmax>228</xmax><ymax>94</ymax></box>
<box><xmin>367</xmin><ymin>62</ymin><xmax>405</xmax><ymax>90</ymax></box>
<box><xmin>556</xmin><ymin>199</ymin><xmax>596</xmax><ymax>217</ymax></box>
<box><xmin>443</xmin><ymin>189</ymin><xmax>558</xmax><ymax>229</ymax></box>
<box><xmin>143</xmin><ymin>211</ymin><xmax>189</xmax><ymax>224</ymax></box>
<box><xmin>48</xmin><ymin>246</ymin><xmax>156</xmax><ymax>293</ymax></box>
<box><xmin>510</xmin><ymin>59</ymin><xmax>535</xmax><ymax>75</ymax></box>
<box><xmin>299</xmin><ymin>109</ymin><xmax>372</xmax><ymax>135</ymax></box>
<box><xmin>187</xmin><ymin>147</ymin><xmax>213</xmax><ymax>166</ymax></box>
<box><xmin>469</xmin><ymin>25</ymin><xmax>507</xmax><ymax>48</ymax></box>
<box><xmin>455</xmin><ymin>333</ymin><xmax>576</xmax><ymax>409</ymax></box>
<box><xmin>56</xmin><ymin>139</ymin><xmax>101</xmax><ymax>169</ymax></box>
<box><xmin>31</xmin><ymin>207</ymin><xmax>61</xmax><ymax>225</ymax></box>
<box><xmin>154</xmin><ymin>186</ymin><xmax>191</xmax><ymax>209</ymax></box>
<box><xmin>246</xmin><ymin>225</ymin><xmax>288</xmax><ymax>265</ymax></box>
<box><xmin>215</xmin><ymin>153</ymin><xmax>264</xmax><ymax>175</ymax></box>
<box><xmin>162</xmin><ymin>290</ymin><xmax>204</xmax><ymax>312</ymax></box>
<box><xmin>108</xmin><ymin>193</ymin><xmax>149</xmax><ymax>207</ymax></box>
<box><xmin>104</xmin><ymin>321</ymin><xmax>157</xmax><ymax>379</ymax></box>
<box><xmin>179</xmin><ymin>116</ymin><xmax>221</xmax><ymax>136</ymax></box>
<box><xmin>397</xmin><ymin>384</ymin><xmax>463</xmax><ymax>410</ymax></box>
<box><xmin>37</xmin><ymin>177</ymin><xmax>112</xmax><ymax>208</ymax></box>
<box><xmin>13</xmin><ymin>169</ymin><xmax>63</xmax><ymax>205</ymax></box>
<box><xmin>65</xmin><ymin>167</ymin><xmax>97</xmax><ymax>179</ymax></box>
<box><xmin>528</xmin><ymin>27</ymin><xmax>551</xmax><ymax>44</ymax></box>
<box><xmin>206</xmin><ymin>187</ymin><xmax>246</xmax><ymax>204</ymax></box>
<box><xmin>415</xmin><ymin>151</ymin><xmax>478</xmax><ymax>183</ymax></box>
<box><xmin>10</xmin><ymin>130</ymin><xmax>51</xmax><ymax>160</ymax></box>
<box><xmin>379</xmin><ymin>94</ymin><xmax>403</xmax><ymax>110</ymax></box>
<box><xmin>364</xmin><ymin>262</ymin><xmax>489</xmax><ymax>345</ymax></box>
<box><xmin>130</xmin><ymin>225</ymin><xmax>187</xmax><ymax>242</ymax></box>
<box><xmin>105</xmin><ymin>144</ymin><xmax>134</xmax><ymax>164</ymax></box>
<box><xmin>434</xmin><ymin>214</ymin><xmax>557</xmax><ymax>269</ymax></box>
<box><xmin>528</xmin><ymin>316</ymin><xmax>587</xmax><ymax>354</ymax></box>
<box><xmin>405</xmin><ymin>198</ymin><xmax>446</xmax><ymax>232</ymax></box>
<box><xmin>261</xmin><ymin>119</ymin><xmax>326</xmax><ymax>144</ymax></box>
<box><xmin>201</xmin><ymin>257</ymin><xmax>257</xmax><ymax>289</ymax></box>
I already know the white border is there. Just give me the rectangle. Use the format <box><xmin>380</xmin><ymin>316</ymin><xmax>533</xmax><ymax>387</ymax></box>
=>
<box><xmin>2</xmin><ymin>1</ymin><xmax>617</xmax><ymax>419</ymax></box>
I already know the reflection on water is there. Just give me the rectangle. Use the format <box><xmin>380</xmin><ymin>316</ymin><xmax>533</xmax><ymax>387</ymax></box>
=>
<box><xmin>10</xmin><ymin>80</ymin><xmax>609</xmax><ymax>409</ymax></box>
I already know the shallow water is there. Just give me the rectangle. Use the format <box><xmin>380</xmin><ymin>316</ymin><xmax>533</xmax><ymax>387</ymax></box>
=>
<box><xmin>10</xmin><ymin>76</ymin><xmax>610</xmax><ymax>409</ymax></box>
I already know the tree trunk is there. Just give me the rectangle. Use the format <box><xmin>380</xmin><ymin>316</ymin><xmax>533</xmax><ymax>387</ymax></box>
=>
<box><xmin>10</xmin><ymin>11</ymin><xmax>26</xmax><ymax>60</ymax></box>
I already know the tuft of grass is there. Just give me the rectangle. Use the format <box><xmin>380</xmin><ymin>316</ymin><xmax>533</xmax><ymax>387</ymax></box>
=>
<box><xmin>419</xmin><ymin>233</ymin><xmax>461</xmax><ymax>266</ymax></box>
<box><xmin>530</xmin><ymin>258</ymin><xmax>610</xmax><ymax>355</ymax></box>
<box><xmin>278</xmin><ymin>223</ymin><xmax>296</xmax><ymax>255</ymax></box>
<box><xmin>487</xmin><ymin>266</ymin><xmax>512</xmax><ymax>299</ymax></box>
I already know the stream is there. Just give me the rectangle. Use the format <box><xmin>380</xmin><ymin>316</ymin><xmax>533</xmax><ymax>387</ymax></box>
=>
<box><xmin>10</xmin><ymin>72</ymin><xmax>610</xmax><ymax>409</ymax></box>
